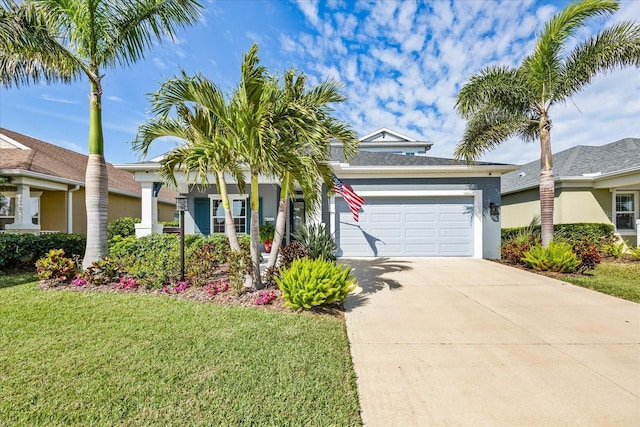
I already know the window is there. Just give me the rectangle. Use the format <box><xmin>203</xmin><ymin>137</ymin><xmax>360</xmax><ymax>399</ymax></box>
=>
<box><xmin>615</xmin><ymin>193</ymin><xmax>636</xmax><ymax>230</ymax></box>
<box><xmin>212</xmin><ymin>199</ymin><xmax>246</xmax><ymax>234</ymax></box>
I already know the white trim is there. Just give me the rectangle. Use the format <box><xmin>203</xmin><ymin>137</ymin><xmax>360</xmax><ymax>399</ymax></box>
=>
<box><xmin>612</xmin><ymin>190</ymin><xmax>639</xmax><ymax>233</ymax></box>
<box><xmin>208</xmin><ymin>194</ymin><xmax>248</xmax><ymax>234</ymax></box>
<box><xmin>358</xmin><ymin>128</ymin><xmax>417</xmax><ymax>142</ymax></box>
<box><xmin>0</xmin><ymin>133</ymin><xmax>31</xmax><ymax>150</ymax></box>
<box><xmin>334</xmin><ymin>189</ymin><xmax>483</xmax><ymax>258</ymax></box>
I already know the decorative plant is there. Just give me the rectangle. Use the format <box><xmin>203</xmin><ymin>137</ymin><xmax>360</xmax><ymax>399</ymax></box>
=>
<box><xmin>35</xmin><ymin>249</ymin><xmax>77</xmax><ymax>284</ymax></box>
<box><xmin>628</xmin><ymin>246</ymin><xmax>640</xmax><ymax>260</ymax></box>
<box><xmin>521</xmin><ymin>242</ymin><xmax>581</xmax><ymax>273</ymax></box>
<box><xmin>228</xmin><ymin>250</ymin><xmax>246</xmax><ymax>295</ymax></box>
<box><xmin>276</xmin><ymin>258</ymin><xmax>357</xmax><ymax>310</ymax></box>
<box><xmin>204</xmin><ymin>279</ymin><xmax>229</xmax><ymax>295</ymax></box>
<box><xmin>113</xmin><ymin>276</ymin><xmax>138</xmax><ymax>290</ymax></box>
<box><xmin>259</xmin><ymin>223</ymin><xmax>275</xmax><ymax>243</ymax></box>
<box><xmin>572</xmin><ymin>238</ymin><xmax>601</xmax><ymax>273</ymax></box>
<box><xmin>602</xmin><ymin>242</ymin><xmax>626</xmax><ymax>258</ymax></box>
<box><xmin>162</xmin><ymin>279</ymin><xmax>190</xmax><ymax>294</ymax></box>
<box><xmin>277</xmin><ymin>241</ymin><xmax>310</xmax><ymax>271</ymax></box>
<box><xmin>71</xmin><ymin>274</ymin><xmax>87</xmax><ymax>287</ymax></box>
<box><xmin>292</xmin><ymin>223</ymin><xmax>337</xmax><ymax>261</ymax></box>
<box><xmin>255</xmin><ymin>289</ymin><xmax>277</xmax><ymax>305</ymax></box>
<box><xmin>83</xmin><ymin>257</ymin><xmax>126</xmax><ymax>286</ymax></box>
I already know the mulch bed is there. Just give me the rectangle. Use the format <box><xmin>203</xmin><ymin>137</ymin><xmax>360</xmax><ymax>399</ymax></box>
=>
<box><xmin>36</xmin><ymin>280</ymin><xmax>345</xmax><ymax>318</ymax></box>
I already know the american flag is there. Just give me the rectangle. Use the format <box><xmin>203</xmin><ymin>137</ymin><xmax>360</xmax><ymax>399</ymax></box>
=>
<box><xmin>333</xmin><ymin>174</ymin><xmax>365</xmax><ymax>222</ymax></box>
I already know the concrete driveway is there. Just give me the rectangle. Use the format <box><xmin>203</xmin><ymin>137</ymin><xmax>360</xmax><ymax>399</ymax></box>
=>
<box><xmin>343</xmin><ymin>258</ymin><xmax>640</xmax><ymax>426</ymax></box>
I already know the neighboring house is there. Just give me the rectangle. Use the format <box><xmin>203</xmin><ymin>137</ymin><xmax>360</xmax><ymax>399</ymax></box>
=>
<box><xmin>116</xmin><ymin>129</ymin><xmax>517</xmax><ymax>258</ymax></box>
<box><xmin>0</xmin><ymin>128</ymin><xmax>177</xmax><ymax>234</ymax></box>
<box><xmin>501</xmin><ymin>137</ymin><xmax>640</xmax><ymax>247</ymax></box>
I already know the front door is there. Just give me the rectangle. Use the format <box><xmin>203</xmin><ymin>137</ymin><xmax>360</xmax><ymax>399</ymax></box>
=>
<box><xmin>194</xmin><ymin>198</ymin><xmax>210</xmax><ymax>235</ymax></box>
<box><xmin>290</xmin><ymin>199</ymin><xmax>305</xmax><ymax>240</ymax></box>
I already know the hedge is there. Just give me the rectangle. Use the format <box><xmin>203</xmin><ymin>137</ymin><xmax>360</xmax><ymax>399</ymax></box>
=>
<box><xmin>0</xmin><ymin>233</ymin><xmax>86</xmax><ymax>271</ymax></box>
<box><xmin>502</xmin><ymin>223</ymin><xmax>615</xmax><ymax>247</ymax></box>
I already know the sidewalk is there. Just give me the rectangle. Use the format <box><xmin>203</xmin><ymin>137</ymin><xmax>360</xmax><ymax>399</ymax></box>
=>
<box><xmin>343</xmin><ymin>258</ymin><xmax>640</xmax><ymax>426</ymax></box>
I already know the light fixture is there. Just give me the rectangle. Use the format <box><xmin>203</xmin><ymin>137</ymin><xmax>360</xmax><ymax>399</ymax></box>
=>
<box><xmin>176</xmin><ymin>195</ymin><xmax>188</xmax><ymax>212</ymax></box>
<box><xmin>176</xmin><ymin>195</ymin><xmax>188</xmax><ymax>281</ymax></box>
<box><xmin>490</xmin><ymin>202</ymin><xmax>500</xmax><ymax>217</ymax></box>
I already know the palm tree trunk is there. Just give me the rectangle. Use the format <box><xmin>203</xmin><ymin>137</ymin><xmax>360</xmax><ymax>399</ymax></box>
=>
<box><xmin>217</xmin><ymin>172</ymin><xmax>240</xmax><ymax>251</ymax></box>
<box><xmin>267</xmin><ymin>183</ymin><xmax>288</xmax><ymax>268</ymax></box>
<box><xmin>539</xmin><ymin>117</ymin><xmax>554</xmax><ymax>248</ymax></box>
<box><xmin>83</xmin><ymin>81</ymin><xmax>108</xmax><ymax>268</ymax></box>
<box><xmin>250</xmin><ymin>173</ymin><xmax>262</xmax><ymax>288</ymax></box>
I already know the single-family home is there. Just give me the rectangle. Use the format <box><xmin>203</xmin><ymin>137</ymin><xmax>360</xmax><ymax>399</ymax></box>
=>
<box><xmin>501</xmin><ymin>137</ymin><xmax>640</xmax><ymax>246</ymax></box>
<box><xmin>0</xmin><ymin>128</ymin><xmax>177</xmax><ymax>234</ymax></box>
<box><xmin>116</xmin><ymin>128</ymin><xmax>517</xmax><ymax>258</ymax></box>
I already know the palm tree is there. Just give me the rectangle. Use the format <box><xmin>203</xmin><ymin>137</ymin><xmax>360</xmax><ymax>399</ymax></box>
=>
<box><xmin>266</xmin><ymin>70</ymin><xmax>359</xmax><ymax>269</ymax></box>
<box><xmin>454</xmin><ymin>0</ymin><xmax>640</xmax><ymax>247</ymax></box>
<box><xmin>0</xmin><ymin>0</ymin><xmax>202</xmax><ymax>267</ymax></box>
<box><xmin>132</xmin><ymin>71</ymin><xmax>245</xmax><ymax>251</ymax></box>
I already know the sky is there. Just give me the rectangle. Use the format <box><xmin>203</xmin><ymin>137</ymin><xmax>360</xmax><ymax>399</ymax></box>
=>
<box><xmin>0</xmin><ymin>0</ymin><xmax>639</xmax><ymax>167</ymax></box>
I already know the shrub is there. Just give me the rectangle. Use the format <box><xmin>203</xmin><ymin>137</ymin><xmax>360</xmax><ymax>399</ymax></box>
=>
<box><xmin>35</xmin><ymin>249</ymin><xmax>78</xmax><ymax>283</ymax></box>
<box><xmin>521</xmin><ymin>242</ymin><xmax>581</xmax><ymax>273</ymax></box>
<box><xmin>259</xmin><ymin>223</ymin><xmax>275</xmax><ymax>242</ymax></box>
<box><xmin>502</xmin><ymin>223</ymin><xmax>614</xmax><ymax>248</ymax></box>
<box><xmin>501</xmin><ymin>234</ymin><xmax>540</xmax><ymax>264</ymax></box>
<box><xmin>0</xmin><ymin>233</ymin><xmax>85</xmax><ymax>272</ymax></box>
<box><xmin>187</xmin><ymin>242</ymin><xmax>228</xmax><ymax>287</ymax></box>
<box><xmin>228</xmin><ymin>250</ymin><xmax>246</xmax><ymax>295</ymax></box>
<box><xmin>602</xmin><ymin>242</ymin><xmax>626</xmax><ymax>258</ymax></box>
<box><xmin>292</xmin><ymin>223</ymin><xmax>337</xmax><ymax>261</ymax></box>
<box><xmin>107</xmin><ymin>217</ymin><xmax>141</xmax><ymax>239</ymax></box>
<box><xmin>113</xmin><ymin>276</ymin><xmax>138</xmax><ymax>290</ymax></box>
<box><xmin>628</xmin><ymin>246</ymin><xmax>640</xmax><ymax>260</ymax></box>
<box><xmin>572</xmin><ymin>239</ymin><xmax>601</xmax><ymax>273</ymax></box>
<box><xmin>276</xmin><ymin>258</ymin><xmax>357</xmax><ymax>310</ymax></box>
<box><xmin>204</xmin><ymin>279</ymin><xmax>229</xmax><ymax>295</ymax></box>
<box><xmin>84</xmin><ymin>257</ymin><xmax>127</xmax><ymax>286</ymax></box>
<box><xmin>255</xmin><ymin>289</ymin><xmax>277</xmax><ymax>305</ymax></box>
<box><xmin>278</xmin><ymin>241</ymin><xmax>311</xmax><ymax>270</ymax></box>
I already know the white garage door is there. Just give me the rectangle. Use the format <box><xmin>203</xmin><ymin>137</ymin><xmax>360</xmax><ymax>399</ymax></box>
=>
<box><xmin>336</xmin><ymin>197</ymin><xmax>474</xmax><ymax>257</ymax></box>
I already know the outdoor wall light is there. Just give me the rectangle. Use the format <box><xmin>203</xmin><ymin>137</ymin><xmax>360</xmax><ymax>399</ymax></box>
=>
<box><xmin>490</xmin><ymin>202</ymin><xmax>500</xmax><ymax>217</ymax></box>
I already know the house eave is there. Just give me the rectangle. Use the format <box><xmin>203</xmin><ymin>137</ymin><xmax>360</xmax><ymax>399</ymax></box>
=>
<box><xmin>0</xmin><ymin>168</ymin><xmax>83</xmax><ymax>187</ymax></box>
<box><xmin>333</xmin><ymin>164</ymin><xmax>518</xmax><ymax>178</ymax></box>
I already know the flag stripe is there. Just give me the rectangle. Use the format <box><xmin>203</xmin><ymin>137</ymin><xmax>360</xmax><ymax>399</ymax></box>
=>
<box><xmin>333</xmin><ymin>174</ymin><xmax>365</xmax><ymax>222</ymax></box>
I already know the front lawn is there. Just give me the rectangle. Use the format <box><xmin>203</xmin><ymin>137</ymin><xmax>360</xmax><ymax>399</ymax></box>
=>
<box><xmin>557</xmin><ymin>261</ymin><xmax>640</xmax><ymax>303</ymax></box>
<box><xmin>0</xmin><ymin>276</ymin><xmax>361</xmax><ymax>425</ymax></box>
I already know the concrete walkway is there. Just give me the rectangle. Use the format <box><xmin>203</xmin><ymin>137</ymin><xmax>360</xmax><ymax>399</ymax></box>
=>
<box><xmin>343</xmin><ymin>258</ymin><xmax>640</xmax><ymax>426</ymax></box>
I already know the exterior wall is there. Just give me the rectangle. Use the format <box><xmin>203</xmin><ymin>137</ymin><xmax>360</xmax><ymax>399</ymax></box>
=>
<box><xmin>556</xmin><ymin>188</ymin><xmax>611</xmax><ymax>224</ymax></box>
<box><xmin>157</xmin><ymin>201</ymin><xmax>176</xmax><ymax>222</ymax></box>
<box><xmin>40</xmin><ymin>191</ymin><xmax>67</xmax><ymax>232</ymax></box>
<box><xmin>182</xmin><ymin>183</ymin><xmax>279</xmax><ymax>236</ymax></box>
<box><xmin>501</xmin><ymin>188</ymin><xmax>541</xmax><ymax>228</ymax></box>
<box><xmin>324</xmin><ymin>177</ymin><xmax>503</xmax><ymax>259</ymax></box>
<box><xmin>108</xmin><ymin>193</ymin><xmax>141</xmax><ymax>221</ymax></box>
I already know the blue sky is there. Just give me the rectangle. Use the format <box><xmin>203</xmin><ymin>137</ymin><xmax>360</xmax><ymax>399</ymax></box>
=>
<box><xmin>1</xmin><ymin>0</ymin><xmax>638</xmax><ymax>166</ymax></box>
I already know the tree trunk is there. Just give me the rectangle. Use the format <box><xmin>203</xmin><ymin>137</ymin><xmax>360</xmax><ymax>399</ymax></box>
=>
<box><xmin>217</xmin><ymin>172</ymin><xmax>240</xmax><ymax>251</ymax></box>
<box><xmin>83</xmin><ymin>81</ymin><xmax>108</xmax><ymax>269</ymax></box>
<box><xmin>539</xmin><ymin>114</ymin><xmax>554</xmax><ymax>248</ymax></box>
<box><xmin>267</xmin><ymin>192</ymin><xmax>288</xmax><ymax>269</ymax></box>
<box><xmin>250</xmin><ymin>173</ymin><xmax>262</xmax><ymax>288</ymax></box>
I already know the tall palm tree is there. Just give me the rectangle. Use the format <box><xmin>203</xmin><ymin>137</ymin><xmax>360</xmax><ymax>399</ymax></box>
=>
<box><xmin>0</xmin><ymin>0</ymin><xmax>202</xmax><ymax>267</ymax></box>
<box><xmin>266</xmin><ymin>70</ymin><xmax>359</xmax><ymax>269</ymax></box>
<box><xmin>132</xmin><ymin>72</ymin><xmax>245</xmax><ymax>251</ymax></box>
<box><xmin>454</xmin><ymin>0</ymin><xmax>640</xmax><ymax>247</ymax></box>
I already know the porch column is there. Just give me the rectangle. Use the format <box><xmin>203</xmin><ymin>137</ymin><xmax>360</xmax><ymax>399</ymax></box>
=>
<box><xmin>135</xmin><ymin>181</ymin><xmax>163</xmax><ymax>237</ymax></box>
<box><xmin>8</xmin><ymin>184</ymin><xmax>38</xmax><ymax>230</ymax></box>
<box><xmin>329</xmin><ymin>195</ymin><xmax>336</xmax><ymax>235</ymax></box>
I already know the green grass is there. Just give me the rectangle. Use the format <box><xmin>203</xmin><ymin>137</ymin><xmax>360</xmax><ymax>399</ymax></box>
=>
<box><xmin>0</xmin><ymin>277</ymin><xmax>361</xmax><ymax>426</ymax></box>
<box><xmin>559</xmin><ymin>262</ymin><xmax>640</xmax><ymax>303</ymax></box>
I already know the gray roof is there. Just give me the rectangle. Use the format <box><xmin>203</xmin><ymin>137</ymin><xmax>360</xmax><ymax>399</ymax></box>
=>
<box><xmin>330</xmin><ymin>146</ymin><xmax>507</xmax><ymax>166</ymax></box>
<box><xmin>501</xmin><ymin>137</ymin><xmax>640</xmax><ymax>194</ymax></box>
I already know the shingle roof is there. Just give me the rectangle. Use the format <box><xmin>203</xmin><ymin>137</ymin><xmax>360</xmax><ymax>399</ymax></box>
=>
<box><xmin>0</xmin><ymin>128</ymin><xmax>176</xmax><ymax>202</ymax></box>
<box><xmin>330</xmin><ymin>146</ymin><xmax>507</xmax><ymax>166</ymax></box>
<box><xmin>501</xmin><ymin>137</ymin><xmax>640</xmax><ymax>194</ymax></box>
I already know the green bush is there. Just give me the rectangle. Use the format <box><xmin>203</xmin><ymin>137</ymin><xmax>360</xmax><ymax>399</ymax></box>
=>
<box><xmin>628</xmin><ymin>246</ymin><xmax>640</xmax><ymax>260</ymax></box>
<box><xmin>602</xmin><ymin>242</ymin><xmax>626</xmax><ymax>258</ymax></box>
<box><xmin>292</xmin><ymin>223</ymin><xmax>337</xmax><ymax>261</ymax></box>
<box><xmin>502</xmin><ymin>223</ymin><xmax>614</xmax><ymax>248</ymax></box>
<box><xmin>35</xmin><ymin>249</ymin><xmax>78</xmax><ymax>283</ymax></box>
<box><xmin>0</xmin><ymin>233</ymin><xmax>85</xmax><ymax>272</ymax></box>
<box><xmin>109</xmin><ymin>233</ymin><xmax>251</xmax><ymax>288</ymax></box>
<box><xmin>83</xmin><ymin>257</ymin><xmax>127</xmax><ymax>286</ymax></box>
<box><xmin>521</xmin><ymin>242</ymin><xmax>581</xmax><ymax>273</ymax></box>
<box><xmin>276</xmin><ymin>258</ymin><xmax>357</xmax><ymax>310</ymax></box>
<box><xmin>107</xmin><ymin>217</ymin><xmax>141</xmax><ymax>239</ymax></box>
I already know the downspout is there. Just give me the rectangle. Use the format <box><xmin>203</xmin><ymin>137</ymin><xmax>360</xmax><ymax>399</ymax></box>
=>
<box><xmin>68</xmin><ymin>185</ymin><xmax>81</xmax><ymax>233</ymax></box>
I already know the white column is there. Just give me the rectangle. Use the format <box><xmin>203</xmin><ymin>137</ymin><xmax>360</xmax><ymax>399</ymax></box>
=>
<box><xmin>67</xmin><ymin>185</ymin><xmax>80</xmax><ymax>233</ymax></box>
<box><xmin>135</xmin><ymin>182</ymin><xmax>163</xmax><ymax>237</ymax></box>
<box><xmin>9</xmin><ymin>184</ymin><xmax>38</xmax><ymax>230</ymax></box>
<box><xmin>329</xmin><ymin>195</ymin><xmax>336</xmax><ymax>235</ymax></box>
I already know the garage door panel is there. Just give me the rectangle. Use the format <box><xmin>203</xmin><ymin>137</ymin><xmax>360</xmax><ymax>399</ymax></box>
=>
<box><xmin>336</xmin><ymin>196</ymin><xmax>474</xmax><ymax>257</ymax></box>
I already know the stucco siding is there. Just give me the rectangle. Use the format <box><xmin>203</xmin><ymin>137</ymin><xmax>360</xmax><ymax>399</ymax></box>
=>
<box><xmin>40</xmin><ymin>191</ymin><xmax>67</xmax><ymax>232</ymax></box>
<box><xmin>501</xmin><ymin>188</ymin><xmax>541</xmax><ymax>228</ymax></box>
<box><xmin>557</xmin><ymin>188</ymin><xmax>611</xmax><ymax>224</ymax></box>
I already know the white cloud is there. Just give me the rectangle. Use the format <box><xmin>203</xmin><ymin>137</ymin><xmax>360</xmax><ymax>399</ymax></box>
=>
<box><xmin>41</xmin><ymin>95</ymin><xmax>78</xmax><ymax>104</ymax></box>
<box><xmin>152</xmin><ymin>57</ymin><xmax>167</xmax><ymax>69</ymax></box>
